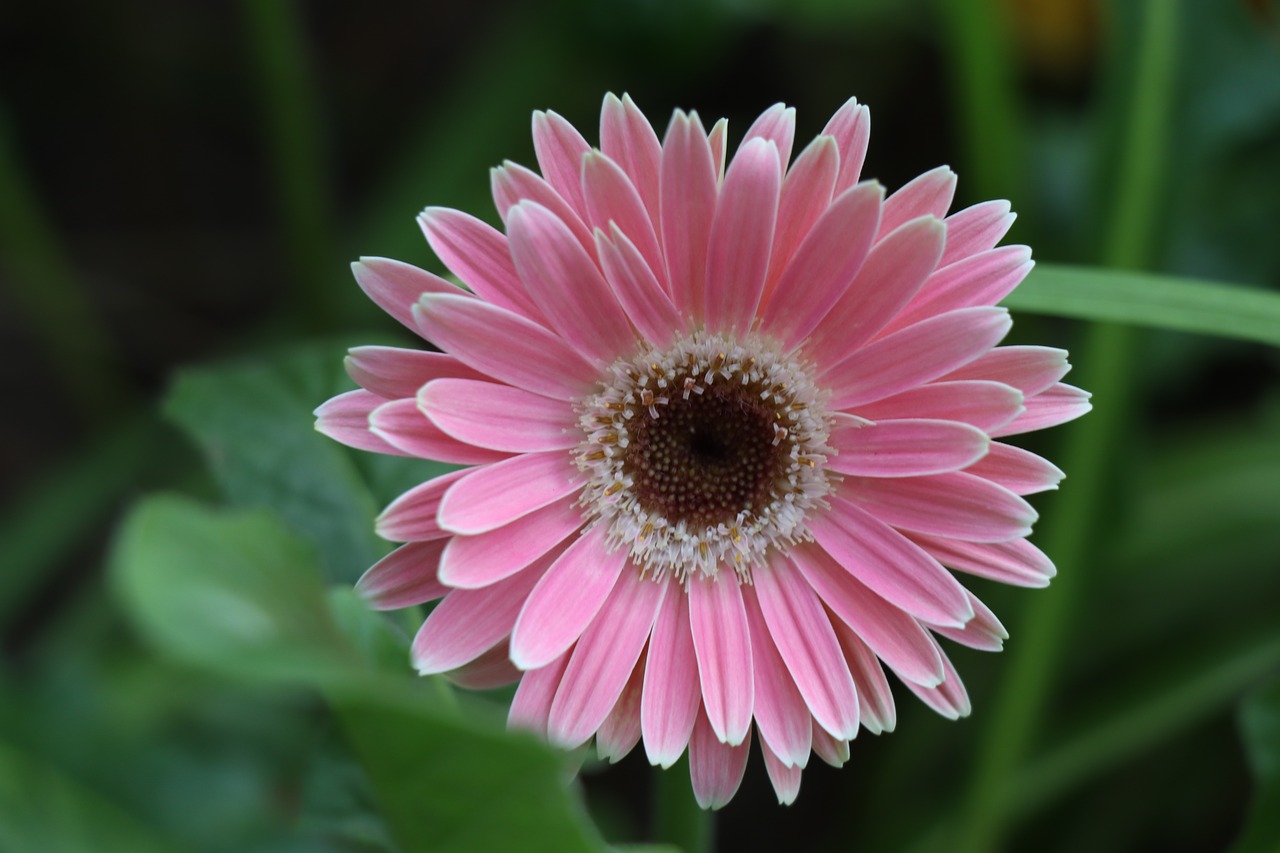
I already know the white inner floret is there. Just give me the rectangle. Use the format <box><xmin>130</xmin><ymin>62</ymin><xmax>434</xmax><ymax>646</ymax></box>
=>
<box><xmin>575</xmin><ymin>331</ymin><xmax>836</xmax><ymax>581</ymax></box>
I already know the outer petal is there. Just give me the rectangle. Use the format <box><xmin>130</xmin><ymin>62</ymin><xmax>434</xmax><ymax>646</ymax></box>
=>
<box><xmin>375</xmin><ymin>468</ymin><xmax>468</xmax><ymax>542</ymax></box>
<box><xmin>754</xmin><ymin>559</ymin><xmax>859</xmax><ymax>741</ymax></box>
<box><xmin>877</xmin><ymin>166</ymin><xmax>957</xmax><ymax>239</ymax></box>
<box><xmin>419</xmin><ymin>378</ymin><xmax>576</xmax><ymax>453</ymax></box>
<box><xmin>791</xmin><ymin>542</ymin><xmax>946</xmax><ymax>687</ymax></box>
<box><xmin>600</xmin><ymin>93</ymin><xmax>663</xmax><ymax>223</ymax></box>
<box><xmin>532</xmin><ymin>109</ymin><xmax>591</xmax><ymax>218</ymax></box>
<box><xmin>411</xmin><ymin>565</ymin><xmax>544</xmax><ymax>674</ymax></box>
<box><xmin>929</xmin><ymin>591</ymin><xmax>1007</xmax><ymax>652</ymax></box>
<box><xmin>740</xmin><ymin>103</ymin><xmax>796</xmax><ymax>175</ymax></box>
<box><xmin>509</xmin><ymin>525</ymin><xmax>627</xmax><ymax>670</ymax></box>
<box><xmin>821</xmin><ymin>97</ymin><xmax>871</xmax><ymax>193</ymax></box>
<box><xmin>828</xmin><ymin>418</ymin><xmax>990</xmax><ymax>478</ymax></box>
<box><xmin>910</xmin><ymin>533</ymin><xmax>1057</xmax><ymax>588</ymax></box>
<box><xmin>825</xmin><ymin>307</ymin><xmax>1013</xmax><ymax>410</ymax></box>
<box><xmin>438</xmin><ymin>496</ymin><xmax>582</xmax><ymax>589</ymax></box>
<box><xmin>941</xmin><ymin>199</ymin><xmax>1016</xmax><ymax>266</ymax></box>
<box><xmin>687</xmin><ymin>573</ymin><xmax>754</xmax><ymax>746</ymax></box>
<box><xmin>810</xmin><ymin>720</ymin><xmax>851</xmax><ymax>768</ymax></box>
<box><xmin>355</xmin><ymin>539</ymin><xmax>449</xmax><ymax>610</ymax></box>
<box><xmin>581</xmin><ymin>150</ymin><xmax>665</xmax><ymax>279</ymax></box>
<box><xmin>446</xmin><ymin>641</ymin><xmax>522</xmax><ymax>690</ymax></box>
<box><xmin>413</xmin><ymin>293</ymin><xmax>597</xmax><ymax>400</ymax></box>
<box><xmin>888</xmin><ymin>246</ymin><xmax>1033</xmax><ymax>333</ymax></box>
<box><xmin>506</xmin><ymin>201</ymin><xmax>635</xmax><ymax>365</ymax></box>
<box><xmin>903</xmin><ymin>642</ymin><xmax>972</xmax><ymax>719</ymax></box>
<box><xmin>703</xmin><ymin>138</ymin><xmax>780</xmax><ymax>336</ymax></box>
<box><xmin>832</xmin><ymin>623</ymin><xmax>897</xmax><ymax>734</ymax></box>
<box><xmin>741</xmin><ymin>584</ymin><xmax>813</xmax><ymax>769</ymax></box>
<box><xmin>509</xmin><ymin>652</ymin><xmax>570</xmax><ymax>737</ymax></box>
<box><xmin>942</xmin><ymin>345</ymin><xmax>1070</xmax><ymax>396</ymax></box>
<box><xmin>661</xmin><ymin>110</ymin><xmax>718</xmax><ymax>315</ymax></box>
<box><xmin>762</xmin><ymin>181</ymin><xmax>884</xmax><ymax>348</ymax></box>
<box><xmin>352</xmin><ymin>257</ymin><xmax>465</xmax><ymax>334</ymax></box>
<box><xmin>808</xmin><ymin>496</ymin><xmax>974</xmax><ymax>628</ymax></box>
<box><xmin>642</xmin><ymin>585</ymin><xmax>702</xmax><ymax>768</ymax></box>
<box><xmin>315</xmin><ymin>389</ymin><xmax>410</xmax><ymax>457</ymax></box>
<box><xmin>991</xmin><ymin>383</ymin><xmax>1092</xmax><ymax>437</ymax></box>
<box><xmin>417</xmin><ymin>208</ymin><xmax>543</xmax><ymax>320</ymax></box>
<box><xmin>490</xmin><ymin>160</ymin><xmax>596</xmax><ymax>257</ymax></box>
<box><xmin>761</xmin><ymin>742</ymin><xmax>804</xmax><ymax>806</ymax></box>
<box><xmin>688</xmin><ymin>711</ymin><xmax>750</xmax><ymax>810</ymax></box>
<box><xmin>764</xmin><ymin>135</ymin><xmax>839</xmax><ymax>295</ymax></box>
<box><xmin>597</xmin><ymin>649</ymin><xmax>646</xmax><ymax>763</ymax></box>
<box><xmin>438</xmin><ymin>451</ymin><xmax>584</xmax><ymax>534</ymax></box>
<box><xmin>966</xmin><ymin>442</ymin><xmax>1065</xmax><ymax>495</ymax></box>
<box><xmin>852</xmin><ymin>380</ymin><xmax>1024</xmax><ymax>434</ymax></box>
<box><xmin>843</xmin><ymin>471</ymin><xmax>1037</xmax><ymax>542</ymax></box>
<box><xmin>370</xmin><ymin>398</ymin><xmax>509</xmax><ymax>464</ymax></box>
<box><xmin>345</xmin><ymin>347</ymin><xmax>487</xmax><ymax>400</ymax></box>
<box><xmin>595</xmin><ymin>224</ymin><xmax>683</xmax><ymax>347</ymax></box>
<box><xmin>547</xmin><ymin>571</ymin><xmax>668</xmax><ymax>748</ymax></box>
<box><xmin>804</xmin><ymin>216</ymin><xmax>944</xmax><ymax>369</ymax></box>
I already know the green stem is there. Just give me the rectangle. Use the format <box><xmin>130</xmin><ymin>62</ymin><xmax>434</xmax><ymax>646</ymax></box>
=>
<box><xmin>652</xmin><ymin>758</ymin><xmax>713</xmax><ymax>853</ymax></box>
<box><xmin>954</xmin><ymin>1</ymin><xmax>1180</xmax><ymax>850</ymax></box>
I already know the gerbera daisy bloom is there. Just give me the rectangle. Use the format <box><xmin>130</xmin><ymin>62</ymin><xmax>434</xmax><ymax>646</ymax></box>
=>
<box><xmin>316</xmin><ymin>94</ymin><xmax>1090</xmax><ymax>808</ymax></box>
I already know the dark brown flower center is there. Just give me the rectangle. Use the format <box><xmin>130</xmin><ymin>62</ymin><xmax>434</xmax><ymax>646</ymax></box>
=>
<box><xmin>623</xmin><ymin>381</ymin><xmax>785</xmax><ymax>530</ymax></box>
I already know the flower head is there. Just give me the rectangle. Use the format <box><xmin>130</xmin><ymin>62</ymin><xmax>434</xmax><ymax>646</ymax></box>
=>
<box><xmin>316</xmin><ymin>94</ymin><xmax>1090</xmax><ymax>807</ymax></box>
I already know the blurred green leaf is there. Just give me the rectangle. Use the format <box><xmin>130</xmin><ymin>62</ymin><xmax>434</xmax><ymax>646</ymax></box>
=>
<box><xmin>0</xmin><ymin>740</ymin><xmax>180</xmax><ymax>853</ymax></box>
<box><xmin>1230</xmin><ymin>678</ymin><xmax>1280</xmax><ymax>853</ymax></box>
<box><xmin>164</xmin><ymin>341</ymin><xmax>387</xmax><ymax>583</ymax></box>
<box><xmin>1006</xmin><ymin>263</ymin><xmax>1280</xmax><ymax>347</ymax></box>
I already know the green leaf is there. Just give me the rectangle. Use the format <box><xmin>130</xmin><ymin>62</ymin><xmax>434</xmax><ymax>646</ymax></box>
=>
<box><xmin>111</xmin><ymin>494</ymin><xmax>358</xmax><ymax>683</ymax></box>
<box><xmin>1005</xmin><ymin>263</ymin><xmax>1280</xmax><ymax>347</ymax></box>
<box><xmin>1231</xmin><ymin>678</ymin><xmax>1280</xmax><ymax>853</ymax></box>
<box><xmin>163</xmin><ymin>341</ymin><xmax>388</xmax><ymax>583</ymax></box>
<box><xmin>0</xmin><ymin>740</ymin><xmax>181</xmax><ymax>853</ymax></box>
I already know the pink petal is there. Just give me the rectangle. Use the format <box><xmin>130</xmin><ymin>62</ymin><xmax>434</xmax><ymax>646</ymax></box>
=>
<box><xmin>741</xmin><ymin>584</ymin><xmax>813</xmax><ymax>769</ymax></box>
<box><xmin>448</xmin><ymin>641</ymin><xmax>522</xmax><ymax>689</ymax></box>
<box><xmin>909</xmin><ymin>533</ymin><xmax>1057</xmax><ymax>588</ymax></box>
<box><xmin>966</xmin><ymin>442</ymin><xmax>1064</xmax><ymax>495</ymax></box>
<box><xmin>509</xmin><ymin>652</ymin><xmax>570</xmax><ymax>737</ymax></box>
<box><xmin>660</xmin><ymin>110</ymin><xmax>718</xmax><ymax>315</ymax></box>
<box><xmin>642</xmin><ymin>585</ymin><xmax>702</xmax><ymax>768</ymax></box>
<box><xmin>708</xmin><ymin>118</ymin><xmax>728</xmax><ymax>182</ymax></box>
<box><xmin>942</xmin><ymin>345</ymin><xmax>1070</xmax><ymax>396</ymax></box>
<box><xmin>413</xmin><ymin>293</ymin><xmax>597</xmax><ymax>400</ymax></box>
<box><xmin>740</xmin><ymin>103</ymin><xmax>796</xmax><ymax>175</ymax></box>
<box><xmin>355</xmin><ymin>539</ymin><xmax>450</xmax><ymax>610</ymax></box>
<box><xmin>547</xmin><ymin>571</ymin><xmax>668</xmax><ymax>748</ymax></box>
<box><xmin>832</xmin><ymin>623</ymin><xmax>896</xmax><ymax>734</ymax></box>
<box><xmin>929</xmin><ymin>591</ymin><xmax>1007</xmax><ymax>652</ymax></box>
<box><xmin>352</xmin><ymin>257</ymin><xmax>465</xmax><ymax>334</ymax></box>
<box><xmin>704</xmin><ymin>138</ymin><xmax>780</xmax><ymax>336</ymax></box>
<box><xmin>438</xmin><ymin>496</ymin><xmax>582</xmax><ymax>589</ymax></box>
<box><xmin>877</xmin><ymin>166</ymin><xmax>957</xmax><ymax>240</ymax></box>
<box><xmin>764</xmin><ymin>135</ymin><xmax>839</xmax><ymax>297</ymax></box>
<box><xmin>531</xmin><ymin>109</ymin><xmax>591</xmax><ymax>218</ymax></box>
<box><xmin>687</xmin><ymin>573</ymin><xmax>754</xmax><ymax>746</ymax></box>
<box><xmin>887</xmin><ymin>246</ymin><xmax>1033</xmax><ymax>333</ymax></box>
<box><xmin>762</xmin><ymin>181</ymin><xmax>884</xmax><ymax>348</ymax></box>
<box><xmin>509</xmin><ymin>525</ymin><xmax>628</xmax><ymax>670</ymax></box>
<box><xmin>595</xmin><ymin>224</ymin><xmax>683</xmax><ymax>347</ymax></box>
<box><xmin>688</xmin><ymin>710</ymin><xmax>750</xmax><ymax>810</ymax></box>
<box><xmin>804</xmin><ymin>216</ymin><xmax>944</xmax><ymax>369</ymax></box>
<box><xmin>991</xmin><ymin>383</ymin><xmax>1092</xmax><ymax>437</ymax></box>
<box><xmin>506</xmin><ymin>201</ymin><xmax>635</xmax><ymax>366</ymax></box>
<box><xmin>826</xmin><ymin>307</ymin><xmax>1013</xmax><ymax>410</ymax></box>
<box><xmin>753</xmin><ymin>559</ymin><xmax>859</xmax><ymax>741</ymax></box>
<box><xmin>345</xmin><ymin>347</ymin><xmax>487</xmax><ymax>400</ymax></box>
<box><xmin>597</xmin><ymin>649</ymin><xmax>646</xmax><ymax>763</ymax></box>
<box><xmin>828</xmin><ymin>417</ymin><xmax>990</xmax><ymax>477</ymax></box>
<box><xmin>370</xmin><ymin>398</ymin><xmax>509</xmax><ymax>464</ymax></box>
<box><xmin>790</xmin><ymin>542</ymin><xmax>946</xmax><ymax>687</ymax></box>
<box><xmin>581</xmin><ymin>150</ymin><xmax>665</xmax><ymax>279</ymax></box>
<box><xmin>843</xmin><ymin>471</ymin><xmax>1037</xmax><ymax>542</ymax></box>
<box><xmin>375</xmin><ymin>468</ymin><xmax>468</xmax><ymax>542</ymax></box>
<box><xmin>315</xmin><ymin>389</ymin><xmax>410</xmax><ymax>457</ymax></box>
<box><xmin>807</xmin><ymin>497</ymin><xmax>974</xmax><ymax>629</ymax></box>
<box><xmin>490</xmin><ymin>160</ymin><xmax>596</xmax><ymax>257</ymax></box>
<box><xmin>810</xmin><ymin>720</ymin><xmax>851</xmax><ymax>767</ymax></box>
<box><xmin>438</xmin><ymin>451</ymin><xmax>584</xmax><ymax>535</ymax></box>
<box><xmin>821</xmin><ymin>97</ymin><xmax>871</xmax><ymax>193</ymax></box>
<box><xmin>941</xmin><ymin>199</ymin><xmax>1016</xmax><ymax>267</ymax></box>
<box><xmin>761</xmin><ymin>742</ymin><xmax>804</xmax><ymax>806</ymax></box>
<box><xmin>411</xmin><ymin>565</ymin><xmax>544</xmax><ymax>674</ymax></box>
<box><xmin>600</xmin><ymin>93</ymin><xmax>663</xmax><ymax>224</ymax></box>
<box><xmin>903</xmin><ymin>642</ymin><xmax>972</xmax><ymax>719</ymax></box>
<box><xmin>417</xmin><ymin>208</ymin><xmax>544</xmax><ymax>321</ymax></box>
<box><xmin>419</xmin><ymin>378</ymin><xmax>576</xmax><ymax>453</ymax></box>
<box><xmin>853</xmin><ymin>380</ymin><xmax>1025</xmax><ymax>434</ymax></box>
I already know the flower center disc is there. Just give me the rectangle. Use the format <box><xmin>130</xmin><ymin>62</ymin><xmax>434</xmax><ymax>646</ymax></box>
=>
<box><xmin>576</xmin><ymin>331</ymin><xmax>835</xmax><ymax>581</ymax></box>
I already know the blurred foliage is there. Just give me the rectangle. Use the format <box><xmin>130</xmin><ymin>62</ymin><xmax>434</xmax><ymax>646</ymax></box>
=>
<box><xmin>2</xmin><ymin>0</ymin><xmax>1280</xmax><ymax>851</ymax></box>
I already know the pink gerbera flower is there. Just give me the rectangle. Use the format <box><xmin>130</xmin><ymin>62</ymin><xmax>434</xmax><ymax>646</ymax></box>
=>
<box><xmin>316</xmin><ymin>94</ymin><xmax>1090</xmax><ymax>807</ymax></box>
